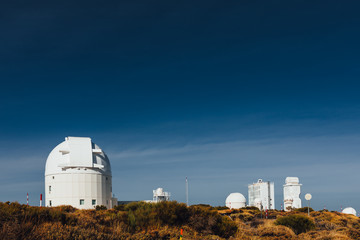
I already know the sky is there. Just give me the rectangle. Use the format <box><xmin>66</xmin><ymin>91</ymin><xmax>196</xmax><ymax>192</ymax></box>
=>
<box><xmin>1</xmin><ymin>0</ymin><xmax>360</xmax><ymax>211</ymax></box>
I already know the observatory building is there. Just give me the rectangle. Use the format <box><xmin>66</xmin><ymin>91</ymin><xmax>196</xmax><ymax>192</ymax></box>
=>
<box><xmin>45</xmin><ymin>137</ymin><xmax>117</xmax><ymax>209</ymax></box>
<box><xmin>283</xmin><ymin>177</ymin><xmax>302</xmax><ymax>211</ymax></box>
<box><xmin>225</xmin><ymin>193</ymin><xmax>246</xmax><ymax>209</ymax></box>
<box><xmin>152</xmin><ymin>188</ymin><xmax>170</xmax><ymax>203</ymax></box>
<box><xmin>248</xmin><ymin>179</ymin><xmax>275</xmax><ymax>210</ymax></box>
<box><xmin>342</xmin><ymin>207</ymin><xmax>357</xmax><ymax>216</ymax></box>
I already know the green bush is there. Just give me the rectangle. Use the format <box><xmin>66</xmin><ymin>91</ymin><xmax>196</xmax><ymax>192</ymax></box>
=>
<box><xmin>275</xmin><ymin>214</ymin><xmax>315</xmax><ymax>234</ymax></box>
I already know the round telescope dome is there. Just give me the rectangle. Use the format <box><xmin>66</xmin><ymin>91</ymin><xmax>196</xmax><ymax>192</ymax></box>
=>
<box><xmin>225</xmin><ymin>192</ymin><xmax>246</xmax><ymax>209</ymax></box>
<box><xmin>342</xmin><ymin>207</ymin><xmax>357</xmax><ymax>216</ymax></box>
<box><xmin>44</xmin><ymin>137</ymin><xmax>114</xmax><ymax>209</ymax></box>
<box><xmin>45</xmin><ymin>136</ymin><xmax>111</xmax><ymax>176</ymax></box>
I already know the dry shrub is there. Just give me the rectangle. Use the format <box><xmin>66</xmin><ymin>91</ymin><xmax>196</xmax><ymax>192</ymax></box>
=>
<box><xmin>258</xmin><ymin>225</ymin><xmax>295</xmax><ymax>239</ymax></box>
<box><xmin>275</xmin><ymin>214</ymin><xmax>315</xmax><ymax>234</ymax></box>
<box><xmin>257</xmin><ymin>220</ymin><xmax>295</xmax><ymax>239</ymax></box>
<box><xmin>300</xmin><ymin>230</ymin><xmax>351</xmax><ymax>240</ymax></box>
<box><xmin>230</xmin><ymin>211</ymin><xmax>256</xmax><ymax>222</ymax></box>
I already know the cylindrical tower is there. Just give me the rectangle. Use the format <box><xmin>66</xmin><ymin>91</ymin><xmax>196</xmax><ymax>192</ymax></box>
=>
<box><xmin>45</xmin><ymin>137</ymin><xmax>113</xmax><ymax>209</ymax></box>
<box><xmin>283</xmin><ymin>177</ymin><xmax>302</xmax><ymax>211</ymax></box>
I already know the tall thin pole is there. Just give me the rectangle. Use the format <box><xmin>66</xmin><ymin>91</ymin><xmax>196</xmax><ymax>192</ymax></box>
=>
<box><xmin>186</xmin><ymin>177</ymin><xmax>188</xmax><ymax>206</ymax></box>
<box><xmin>27</xmin><ymin>193</ymin><xmax>29</xmax><ymax>206</ymax></box>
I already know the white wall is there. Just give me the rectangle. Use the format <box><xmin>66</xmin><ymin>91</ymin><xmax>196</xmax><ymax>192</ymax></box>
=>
<box><xmin>45</xmin><ymin>172</ymin><xmax>112</xmax><ymax>209</ymax></box>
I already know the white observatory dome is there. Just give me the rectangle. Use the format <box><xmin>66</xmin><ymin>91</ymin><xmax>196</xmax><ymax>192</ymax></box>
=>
<box><xmin>225</xmin><ymin>192</ymin><xmax>246</xmax><ymax>209</ymax></box>
<box><xmin>342</xmin><ymin>207</ymin><xmax>357</xmax><ymax>216</ymax></box>
<box><xmin>45</xmin><ymin>137</ymin><xmax>115</xmax><ymax>209</ymax></box>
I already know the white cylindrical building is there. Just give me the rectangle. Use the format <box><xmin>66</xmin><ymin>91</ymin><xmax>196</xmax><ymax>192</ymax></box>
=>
<box><xmin>225</xmin><ymin>193</ymin><xmax>246</xmax><ymax>209</ymax></box>
<box><xmin>45</xmin><ymin>137</ymin><xmax>115</xmax><ymax>209</ymax></box>
<box><xmin>283</xmin><ymin>177</ymin><xmax>302</xmax><ymax>211</ymax></box>
<box><xmin>342</xmin><ymin>207</ymin><xmax>357</xmax><ymax>216</ymax></box>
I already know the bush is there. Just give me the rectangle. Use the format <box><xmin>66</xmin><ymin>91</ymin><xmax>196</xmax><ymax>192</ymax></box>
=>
<box><xmin>275</xmin><ymin>214</ymin><xmax>315</xmax><ymax>234</ymax></box>
<box><xmin>58</xmin><ymin>205</ymin><xmax>76</xmax><ymax>213</ymax></box>
<box><xmin>243</xmin><ymin>206</ymin><xmax>260</xmax><ymax>211</ymax></box>
<box><xmin>213</xmin><ymin>206</ymin><xmax>230</xmax><ymax>210</ymax></box>
<box><xmin>294</xmin><ymin>207</ymin><xmax>314</xmax><ymax>213</ymax></box>
<box><xmin>188</xmin><ymin>205</ymin><xmax>237</xmax><ymax>238</ymax></box>
<box><xmin>95</xmin><ymin>205</ymin><xmax>107</xmax><ymax>211</ymax></box>
<box><xmin>114</xmin><ymin>204</ymin><xmax>125</xmax><ymax>211</ymax></box>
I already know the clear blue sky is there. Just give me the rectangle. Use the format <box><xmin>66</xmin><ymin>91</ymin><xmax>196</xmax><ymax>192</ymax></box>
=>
<box><xmin>1</xmin><ymin>0</ymin><xmax>360</xmax><ymax>211</ymax></box>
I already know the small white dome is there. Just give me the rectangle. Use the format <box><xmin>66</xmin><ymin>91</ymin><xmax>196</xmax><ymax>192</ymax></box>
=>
<box><xmin>342</xmin><ymin>207</ymin><xmax>357</xmax><ymax>216</ymax></box>
<box><xmin>225</xmin><ymin>192</ymin><xmax>246</xmax><ymax>209</ymax></box>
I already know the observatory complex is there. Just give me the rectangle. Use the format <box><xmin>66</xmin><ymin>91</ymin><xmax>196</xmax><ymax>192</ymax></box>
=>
<box><xmin>45</xmin><ymin>137</ymin><xmax>117</xmax><ymax>209</ymax></box>
<box><xmin>283</xmin><ymin>177</ymin><xmax>302</xmax><ymax>211</ymax></box>
<box><xmin>248</xmin><ymin>179</ymin><xmax>275</xmax><ymax>210</ymax></box>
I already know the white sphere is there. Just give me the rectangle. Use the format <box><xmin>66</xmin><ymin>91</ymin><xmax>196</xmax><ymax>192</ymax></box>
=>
<box><xmin>225</xmin><ymin>193</ymin><xmax>246</xmax><ymax>209</ymax></box>
<box><xmin>342</xmin><ymin>207</ymin><xmax>357</xmax><ymax>216</ymax></box>
<box><xmin>45</xmin><ymin>137</ymin><xmax>113</xmax><ymax>209</ymax></box>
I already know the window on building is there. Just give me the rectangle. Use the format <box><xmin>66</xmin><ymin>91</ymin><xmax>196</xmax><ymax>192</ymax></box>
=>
<box><xmin>49</xmin><ymin>185</ymin><xmax>51</xmax><ymax>193</ymax></box>
<box><xmin>49</xmin><ymin>200</ymin><xmax>52</xmax><ymax>207</ymax></box>
<box><xmin>80</xmin><ymin>199</ymin><xmax>84</xmax><ymax>205</ymax></box>
<box><xmin>92</xmin><ymin>199</ymin><xmax>96</xmax><ymax>205</ymax></box>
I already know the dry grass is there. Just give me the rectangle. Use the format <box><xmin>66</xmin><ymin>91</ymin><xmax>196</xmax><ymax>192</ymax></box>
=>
<box><xmin>1</xmin><ymin>202</ymin><xmax>360</xmax><ymax>239</ymax></box>
<box><xmin>228</xmin><ymin>209</ymin><xmax>360</xmax><ymax>240</ymax></box>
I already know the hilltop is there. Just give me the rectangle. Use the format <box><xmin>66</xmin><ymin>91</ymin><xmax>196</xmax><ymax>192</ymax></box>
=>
<box><xmin>1</xmin><ymin>201</ymin><xmax>359</xmax><ymax>239</ymax></box>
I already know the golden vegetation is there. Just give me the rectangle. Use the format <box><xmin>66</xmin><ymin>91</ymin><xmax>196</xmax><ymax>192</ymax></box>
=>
<box><xmin>1</xmin><ymin>201</ymin><xmax>360</xmax><ymax>239</ymax></box>
<box><xmin>0</xmin><ymin>201</ymin><xmax>236</xmax><ymax>240</ymax></box>
<box><xmin>229</xmin><ymin>208</ymin><xmax>360</xmax><ymax>240</ymax></box>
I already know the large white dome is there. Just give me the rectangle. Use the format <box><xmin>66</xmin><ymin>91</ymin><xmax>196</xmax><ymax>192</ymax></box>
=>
<box><xmin>45</xmin><ymin>136</ymin><xmax>111</xmax><ymax>176</ymax></box>
<box><xmin>44</xmin><ymin>137</ymin><xmax>114</xmax><ymax>209</ymax></box>
<box><xmin>225</xmin><ymin>192</ymin><xmax>246</xmax><ymax>209</ymax></box>
<box><xmin>342</xmin><ymin>207</ymin><xmax>357</xmax><ymax>216</ymax></box>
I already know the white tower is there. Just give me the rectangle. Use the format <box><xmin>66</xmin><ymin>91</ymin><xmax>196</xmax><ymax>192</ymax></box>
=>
<box><xmin>45</xmin><ymin>137</ymin><xmax>116</xmax><ymax>209</ymax></box>
<box><xmin>248</xmin><ymin>179</ymin><xmax>275</xmax><ymax>210</ymax></box>
<box><xmin>283</xmin><ymin>177</ymin><xmax>302</xmax><ymax>211</ymax></box>
<box><xmin>225</xmin><ymin>193</ymin><xmax>246</xmax><ymax>209</ymax></box>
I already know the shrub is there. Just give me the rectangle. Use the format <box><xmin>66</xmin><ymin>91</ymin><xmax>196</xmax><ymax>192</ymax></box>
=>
<box><xmin>95</xmin><ymin>205</ymin><xmax>107</xmax><ymax>211</ymax></box>
<box><xmin>275</xmin><ymin>214</ymin><xmax>315</xmax><ymax>234</ymax></box>
<box><xmin>243</xmin><ymin>206</ymin><xmax>260</xmax><ymax>211</ymax></box>
<box><xmin>188</xmin><ymin>205</ymin><xmax>237</xmax><ymax>238</ymax></box>
<box><xmin>294</xmin><ymin>207</ymin><xmax>314</xmax><ymax>213</ymax></box>
<box><xmin>114</xmin><ymin>204</ymin><xmax>125</xmax><ymax>211</ymax></box>
<box><xmin>58</xmin><ymin>205</ymin><xmax>76</xmax><ymax>213</ymax></box>
<box><xmin>213</xmin><ymin>206</ymin><xmax>229</xmax><ymax>210</ymax></box>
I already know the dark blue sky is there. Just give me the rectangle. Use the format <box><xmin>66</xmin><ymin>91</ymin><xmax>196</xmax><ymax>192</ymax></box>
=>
<box><xmin>1</xmin><ymin>0</ymin><xmax>360</xmax><ymax>210</ymax></box>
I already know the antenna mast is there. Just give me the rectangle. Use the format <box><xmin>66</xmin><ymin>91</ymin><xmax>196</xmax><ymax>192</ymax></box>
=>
<box><xmin>186</xmin><ymin>177</ymin><xmax>189</xmax><ymax>206</ymax></box>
